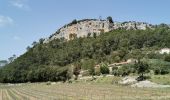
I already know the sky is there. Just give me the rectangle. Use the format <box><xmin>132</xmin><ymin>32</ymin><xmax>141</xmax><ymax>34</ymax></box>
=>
<box><xmin>0</xmin><ymin>0</ymin><xmax>170</xmax><ymax>60</ymax></box>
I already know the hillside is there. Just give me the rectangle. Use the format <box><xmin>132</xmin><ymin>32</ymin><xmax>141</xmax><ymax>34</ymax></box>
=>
<box><xmin>0</xmin><ymin>19</ymin><xmax>170</xmax><ymax>83</ymax></box>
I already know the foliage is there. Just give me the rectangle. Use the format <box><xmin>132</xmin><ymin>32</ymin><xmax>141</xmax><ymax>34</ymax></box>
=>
<box><xmin>112</xmin><ymin>67</ymin><xmax>119</xmax><ymax>76</ymax></box>
<box><xmin>70</xmin><ymin>19</ymin><xmax>77</xmax><ymax>25</ymax></box>
<box><xmin>73</xmin><ymin>62</ymin><xmax>81</xmax><ymax>80</ymax></box>
<box><xmin>112</xmin><ymin>64</ymin><xmax>135</xmax><ymax>76</ymax></box>
<box><xmin>107</xmin><ymin>16</ymin><xmax>113</xmax><ymax>23</ymax></box>
<box><xmin>147</xmin><ymin>59</ymin><xmax>170</xmax><ymax>75</ymax></box>
<box><xmin>100</xmin><ymin>63</ymin><xmax>109</xmax><ymax>74</ymax></box>
<box><xmin>1</xmin><ymin>25</ymin><xmax>170</xmax><ymax>83</ymax></box>
<box><xmin>164</xmin><ymin>54</ymin><xmax>170</xmax><ymax>62</ymax></box>
<box><xmin>134</xmin><ymin>60</ymin><xmax>150</xmax><ymax>80</ymax></box>
<box><xmin>94</xmin><ymin>67</ymin><xmax>101</xmax><ymax>76</ymax></box>
<box><xmin>154</xmin><ymin>66</ymin><xmax>169</xmax><ymax>75</ymax></box>
<box><xmin>81</xmin><ymin>59</ymin><xmax>95</xmax><ymax>70</ymax></box>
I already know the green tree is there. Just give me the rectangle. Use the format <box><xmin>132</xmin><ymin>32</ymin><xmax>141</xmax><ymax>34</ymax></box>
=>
<box><xmin>71</xmin><ymin>19</ymin><xmax>77</xmax><ymax>25</ymax></box>
<box><xmin>107</xmin><ymin>16</ymin><xmax>113</xmax><ymax>23</ymax></box>
<box><xmin>26</xmin><ymin>46</ymin><xmax>31</xmax><ymax>51</ymax></box>
<box><xmin>39</xmin><ymin>38</ymin><xmax>45</xmax><ymax>44</ymax></box>
<box><xmin>164</xmin><ymin>54</ymin><xmax>170</xmax><ymax>62</ymax></box>
<box><xmin>8</xmin><ymin>54</ymin><xmax>16</xmax><ymax>63</ymax></box>
<box><xmin>100</xmin><ymin>63</ymin><xmax>109</xmax><ymax>75</ymax></box>
<box><xmin>93</xmin><ymin>33</ymin><xmax>97</xmax><ymax>38</ymax></box>
<box><xmin>73</xmin><ymin>62</ymin><xmax>81</xmax><ymax>80</ymax></box>
<box><xmin>32</xmin><ymin>41</ymin><xmax>37</xmax><ymax>47</ymax></box>
<box><xmin>135</xmin><ymin>60</ymin><xmax>150</xmax><ymax>81</ymax></box>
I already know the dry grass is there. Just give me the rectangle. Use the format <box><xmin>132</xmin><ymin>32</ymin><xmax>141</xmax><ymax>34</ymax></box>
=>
<box><xmin>0</xmin><ymin>77</ymin><xmax>170</xmax><ymax>100</ymax></box>
<box><xmin>150</xmin><ymin>74</ymin><xmax>170</xmax><ymax>85</ymax></box>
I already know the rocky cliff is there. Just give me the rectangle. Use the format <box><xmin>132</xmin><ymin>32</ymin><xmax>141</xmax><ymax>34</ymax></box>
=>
<box><xmin>44</xmin><ymin>18</ymin><xmax>153</xmax><ymax>43</ymax></box>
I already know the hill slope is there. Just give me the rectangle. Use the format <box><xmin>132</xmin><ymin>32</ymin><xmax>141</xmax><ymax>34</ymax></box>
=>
<box><xmin>0</xmin><ymin>22</ymin><xmax>170</xmax><ymax>83</ymax></box>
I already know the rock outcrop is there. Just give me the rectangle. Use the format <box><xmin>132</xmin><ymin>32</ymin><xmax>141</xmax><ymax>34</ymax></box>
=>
<box><xmin>44</xmin><ymin>18</ymin><xmax>153</xmax><ymax>43</ymax></box>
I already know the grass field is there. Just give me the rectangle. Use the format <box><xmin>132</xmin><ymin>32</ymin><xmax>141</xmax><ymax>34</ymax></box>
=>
<box><xmin>150</xmin><ymin>75</ymin><xmax>170</xmax><ymax>85</ymax></box>
<box><xmin>0</xmin><ymin>77</ymin><xmax>170</xmax><ymax>100</ymax></box>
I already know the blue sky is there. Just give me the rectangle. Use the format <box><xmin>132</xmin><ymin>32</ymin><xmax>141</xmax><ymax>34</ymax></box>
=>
<box><xmin>0</xmin><ymin>0</ymin><xmax>170</xmax><ymax>60</ymax></box>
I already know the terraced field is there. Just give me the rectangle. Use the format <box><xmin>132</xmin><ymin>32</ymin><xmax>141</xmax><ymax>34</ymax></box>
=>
<box><xmin>0</xmin><ymin>82</ymin><xmax>170</xmax><ymax>100</ymax></box>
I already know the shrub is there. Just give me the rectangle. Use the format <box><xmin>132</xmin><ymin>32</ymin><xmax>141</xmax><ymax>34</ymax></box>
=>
<box><xmin>81</xmin><ymin>59</ymin><xmax>96</xmax><ymax>70</ymax></box>
<box><xmin>117</xmin><ymin>67</ymin><xmax>129</xmax><ymax>77</ymax></box>
<box><xmin>160</xmin><ymin>66</ymin><xmax>169</xmax><ymax>75</ymax></box>
<box><xmin>89</xmin><ymin>66</ymin><xmax>95</xmax><ymax>76</ymax></box>
<box><xmin>112</xmin><ymin>67</ymin><xmax>119</xmax><ymax>76</ymax></box>
<box><xmin>113</xmin><ymin>56</ymin><xmax>121</xmax><ymax>63</ymax></box>
<box><xmin>154</xmin><ymin>68</ymin><xmax>161</xmax><ymax>75</ymax></box>
<box><xmin>154</xmin><ymin>66</ymin><xmax>170</xmax><ymax>75</ymax></box>
<box><xmin>164</xmin><ymin>55</ymin><xmax>170</xmax><ymax>62</ymax></box>
<box><xmin>112</xmin><ymin>64</ymin><xmax>135</xmax><ymax>76</ymax></box>
<box><xmin>100</xmin><ymin>63</ymin><xmax>109</xmax><ymax>74</ymax></box>
<box><xmin>95</xmin><ymin>67</ymin><xmax>101</xmax><ymax>76</ymax></box>
<box><xmin>70</xmin><ymin>19</ymin><xmax>77</xmax><ymax>25</ymax></box>
<box><xmin>134</xmin><ymin>60</ymin><xmax>150</xmax><ymax>80</ymax></box>
<box><xmin>73</xmin><ymin>62</ymin><xmax>81</xmax><ymax>80</ymax></box>
<box><xmin>107</xmin><ymin>16</ymin><xmax>113</xmax><ymax>23</ymax></box>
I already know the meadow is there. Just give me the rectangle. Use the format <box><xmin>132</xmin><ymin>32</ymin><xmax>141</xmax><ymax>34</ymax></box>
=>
<box><xmin>0</xmin><ymin>77</ymin><xmax>170</xmax><ymax>100</ymax></box>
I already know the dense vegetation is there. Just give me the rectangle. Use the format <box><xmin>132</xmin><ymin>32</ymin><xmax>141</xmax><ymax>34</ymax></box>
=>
<box><xmin>1</xmin><ymin>24</ymin><xmax>170</xmax><ymax>83</ymax></box>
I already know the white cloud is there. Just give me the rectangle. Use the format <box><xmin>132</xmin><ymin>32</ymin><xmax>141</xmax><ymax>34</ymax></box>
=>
<box><xmin>0</xmin><ymin>15</ymin><xmax>13</xmax><ymax>27</ymax></box>
<box><xmin>9</xmin><ymin>0</ymin><xmax>30</xmax><ymax>10</ymax></box>
<box><xmin>12</xmin><ymin>2</ymin><xmax>24</xmax><ymax>8</ymax></box>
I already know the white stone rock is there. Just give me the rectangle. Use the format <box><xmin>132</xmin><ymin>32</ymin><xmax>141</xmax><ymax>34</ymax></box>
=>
<box><xmin>131</xmin><ymin>80</ymin><xmax>170</xmax><ymax>88</ymax></box>
<box><xmin>159</xmin><ymin>48</ymin><xmax>170</xmax><ymax>54</ymax></box>
<box><xmin>44</xmin><ymin>19</ymin><xmax>153</xmax><ymax>43</ymax></box>
<box><xmin>119</xmin><ymin>76</ymin><xmax>137</xmax><ymax>85</ymax></box>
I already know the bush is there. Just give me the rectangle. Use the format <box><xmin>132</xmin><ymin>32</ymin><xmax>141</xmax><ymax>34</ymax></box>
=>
<box><xmin>107</xmin><ymin>16</ymin><xmax>113</xmax><ymax>23</ymax></box>
<box><xmin>154</xmin><ymin>68</ymin><xmax>160</xmax><ymax>75</ymax></box>
<box><xmin>117</xmin><ymin>67</ymin><xmax>129</xmax><ymax>77</ymax></box>
<box><xmin>160</xmin><ymin>66</ymin><xmax>169</xmax><ymax>75</ymax></box>
<box><xmin>112</xmin><ymin>64</ymin><xmax>135</xmax><ymax>76</ymax></box>
<box><xmin>134</xmin><ymin>60</ymin><xmax>150</xmax><ymax>80</ymax></box>
<box><xmin>81</xmin><ymin>59</ymin><xmax>96</xmax><ymax>70</ymax></box>
<box><xmin>164</xmin><ymin>55</ymin><xmax>170</xmax><ymax>62</ymax></box>
<box><xmin>154</xmin><ymin>66</ymin><xmax>170</xmax><ymax>75</ymax></box>
<box><xmin>73</xmin><ymin>62</ymin><xmax>81</xmax><ymax>80</ymax></box>
<box><xmin>113</xmin><ymin>56</ymin><xmax>121</xmax><ymax>63</ymax></box>
<box><xmin>95</xmin><ymin>67</ymin><xmax>101</xmax><ymax>76</ymax></box>
<box><xmin>112</xmin><ymin>67</ymin><xmax>119</xmax><ymax>76</ymax></box>
<box><xmin>70</xmin><ymin>19</ymin><xmax>77</xmax><ymax>25</ymax></box>
<box><xmin>100</xmin><ymin>63</ymin><xmax>109</xmax><ymax>75</ymax></box>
